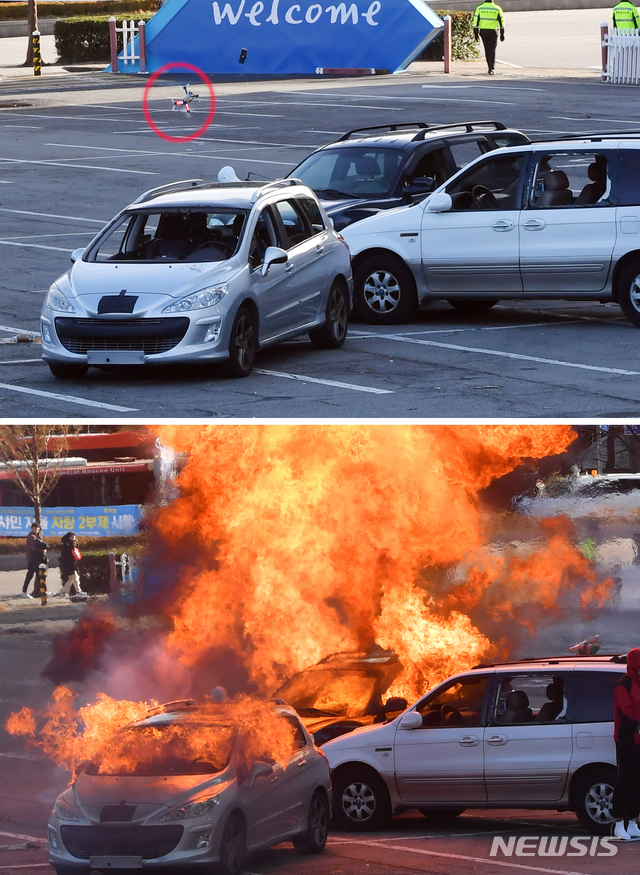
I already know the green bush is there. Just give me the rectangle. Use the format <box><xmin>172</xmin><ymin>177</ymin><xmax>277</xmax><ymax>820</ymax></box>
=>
<box><xmin>54</xmin><ymin>12</ymin><xmax>154</xmax><ymax>63</ymax></box>
<box><xmin>418</xmin><ymin>10</ymin><xmax>480</xmax><ymax>62</ymax></box>
<box><xmin>0</xmin><ymin>0</ymin><xmax>157</xmax><ymax>22</ymax></box>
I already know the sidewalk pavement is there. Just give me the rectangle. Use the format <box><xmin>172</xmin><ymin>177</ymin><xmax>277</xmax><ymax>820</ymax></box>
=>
<box><xmin>0</xmin><ymin>567</ymin><xmax>97</xmax><ymax>628</ymax></box>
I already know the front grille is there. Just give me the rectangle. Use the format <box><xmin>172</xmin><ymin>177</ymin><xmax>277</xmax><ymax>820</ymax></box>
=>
<box><xmin>54</xmin><ymin>318</ymin><xmax>189</xmax><ymax>356</ymax></box>
<box><xmin>60</xmin><ymin>825</ymin><xmax>184</xmax><ymax>859</ymax></box>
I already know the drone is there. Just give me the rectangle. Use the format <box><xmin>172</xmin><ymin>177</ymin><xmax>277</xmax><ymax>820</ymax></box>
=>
<box><xmin>568</xmin><ymin>635</ymin><xmax>600</xmax><ymax>656</ymax></box>
<box><xmin>171</xmin><ymin>84</ymin><xmax>201</xmax><ymax>114</ymax></box>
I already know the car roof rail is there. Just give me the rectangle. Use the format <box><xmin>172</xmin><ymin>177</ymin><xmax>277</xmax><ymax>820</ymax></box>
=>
<box><xmin>530</xmin><ymin>131</ymin><xmax>640</xmax><ymax>145</ymax></box>
<box><xmin>471</xmin><ymin>654</ymin><xmax>626</xmax><ymax>669</ymax></box>
<box><xmin>412</xmin><ymin>120</ymin><xmax>508</xmax><ymax>141</ymax></box>
<box><xmin>337</xmin><ymin>122</ymin><xmax>429</xmax><ymax>141</ymax></box>
<box><xmin>250</xmin><ymin>177</ymin><xmax>304</xmax><ymax>202</ymax></box>
<box><xmin>132</xmin><ymin>179</ymin><xmax>204</xmax><ymax>204</ymax></box>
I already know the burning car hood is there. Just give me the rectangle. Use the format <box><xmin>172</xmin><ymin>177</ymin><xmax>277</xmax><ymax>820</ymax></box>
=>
<box><xmin>74</xmin><ymin>770</ymin><xmax>226</xmax><ymax>806</ymax></box>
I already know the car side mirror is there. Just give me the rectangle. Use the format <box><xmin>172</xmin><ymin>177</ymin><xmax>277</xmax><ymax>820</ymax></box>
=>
<box><xmin>426</xmin><ymin>192</ymin><xmax>452</xmax><ymax>213</ymax></box>
<box><xmin>70</xmin><ymin>247</ymin><xmax>85</xmax><ymax>263</ymax></box>
<box><xmin>399</xmin><ymin>711</ymin><xmax>423</xmax><ymax>730</ymax></box>
<box><xmin>405</xmin><ymin>176</ymin><xmax>435</xmax><ymax>197</ymax></box>
<box><xmin>383</xmin><ymin>697</ymin><xmax>408</xmax><ymax>714</ymax></box>
<box><xmin>249</xmin><ymin>760</ymin><xmax>273</xmax><ymax>786</ymax></box>
<box><xmin>260</xmin><ymin>246</ymin><xmax>288</xmax><ymax>277</ymax></box>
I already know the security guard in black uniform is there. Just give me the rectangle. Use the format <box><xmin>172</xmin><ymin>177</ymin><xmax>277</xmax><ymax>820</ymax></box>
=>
<box><xmin>472</xmin><ymin>0</ymin><xmax>505</xmax><ymax>75</ymax></box>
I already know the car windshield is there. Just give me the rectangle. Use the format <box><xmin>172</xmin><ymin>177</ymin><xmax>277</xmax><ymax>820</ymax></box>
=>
<box><xmin>85</xmin><ymin>721</ymin><xmax>236</xmax><ymax>776</ymax></box>
<box><xmin>292</xmin><ymin>147</ymin><xmax>404</xmax><ymax>199</ymax></box>
<box><xmin>88</xmin><ymin>209</ymin><xmax>248</xmax><ymax>263</ymax></box>
<box><xmin>277</xmin><ymin>668</ymin><xmax>379</xmax><ymax>716</ymax></box>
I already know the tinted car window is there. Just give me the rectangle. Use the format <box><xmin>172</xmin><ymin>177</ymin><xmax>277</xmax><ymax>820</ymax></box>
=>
<box><xmin>274</xmin><ymin>199</ymin><xmax>311</xmax><ymax>247</ymax></box>
<box><xmin>415</xmin><ymin>674</ymin><xmax>489</xmax><ymax>727</ymax></box>
<box><xmin>293</xmin><ymin>147</ymin><xmax>403</xmax><ymax>198</ymax></box>
<box><xmin>296</xmin><ymin>196</ymin><xmax>325</xmax><ymax>233</ymax></box>
<box><xmin>570</xmin><ymin>670</ymin><xmax>624</xmax><ymax>723</ymax></box>
<box><xmin>447</xmin><ymin>152</ymin><xmax>525</xmax><ymax>211</ymax></box>
<box><xmin>492</xmin><ymin>674</ymin><xmax>568</xmax><ymax>725</ymax></box>
<box><xmin>614</xmin><ymin>151</ymin><xmax>640</xmax><ymax>205</ymax></box>
<box><xmin>529</xmin><ymin>152</ymin><xmax>611</xmax><ymax>208</ymax></box>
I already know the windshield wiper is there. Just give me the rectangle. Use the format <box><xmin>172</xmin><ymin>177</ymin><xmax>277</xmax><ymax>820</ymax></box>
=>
<box><xmin>314</xmin><ymin>188</ymin><xmax>360</xmax><ymax>199</ymax></box>
<box><xmin>295</xmin><ymin>707</ymin><xmax>340</xmax><ymax>716</ymax></box>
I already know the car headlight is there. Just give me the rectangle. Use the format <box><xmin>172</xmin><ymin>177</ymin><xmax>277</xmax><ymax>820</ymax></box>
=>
<box><xmin>162</xmin><ymin>285</ymin><xmax>228</xmax><ymax>313</ymax></box>
<box><xmin>52</xmin><ymin>798</ymin><xmax>81</xmax><ymax>822</ymax></box>
<box><xmin>158</xmin><ymin>796</ymin><xmax>219</xmax><ymax>822</ymax></box>
<box><xmin>45</xmin><ymin>284</ymin><xmax>75</xmax><ymax>314</ymax></box>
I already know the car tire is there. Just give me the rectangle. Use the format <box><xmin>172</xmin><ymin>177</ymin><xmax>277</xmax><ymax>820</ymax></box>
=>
<box><xmin>353</xmin><ymin>254</ymin><xmax>417</xmax><ymax>324</ymax></box>
<box><xmin>218</xmin><ymin>812</ymin><xmax>246</xmax><ymax>875</ymax></box>
<box><xmin>418</xmin><ymin>807</ymin><xmax>466</xmax><ymax>823</ymax></box>
<box><xmin>48</xmin><ymin>362</ymin><xmax>88</xmax><ymax>379</ymax></box>
<box><xmin>309</xmin><ymin>280</ymin><xmax>349</xmax><ymax>349</ymax></box>
<box><xmin>225</xmin><ymin>306</ymin><xmax>257</xmax><ymax>377</ymax></box>
<box><xmin>332</xmin><ymin>767</ymin><xmax>391</xmax><ymax>831</ymax></box>
<box><xmin>292</xmin><ymin>790</ymin><xmax>329</xmax><ymax>853</ymax></box>
<box><xmin>617</xmin><ymin>260</ymin><xmax>640</xmax><ymax>328</ymax></box>
<box><xmin>573</xmin><ymin>766</ymin><xmax>617</xmax><ymax>835</ymax></box>
<box><xmin>447</xmin><ymin>299</ymin><xmax>499</xmax><ymax>313</ymax></box>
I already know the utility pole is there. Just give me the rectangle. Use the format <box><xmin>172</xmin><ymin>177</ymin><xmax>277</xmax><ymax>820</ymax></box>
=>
<box><xmin>25</xmin><ymin>0</ymin><xmax>38</xmax><ymax>66</ymax></box>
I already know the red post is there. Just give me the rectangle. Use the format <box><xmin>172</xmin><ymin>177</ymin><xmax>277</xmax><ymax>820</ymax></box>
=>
<box><xmin>443</xmin><ymin>15</ymin><xmax>452</xmax><ymax>74</ymax></box>
<box><xmin>109</xmin><ymin>17</ymin><xmax>118</xmax><ymax>73</ymax></box>
<box><xmin>138</xmin><ymin>21</ymin><xmax>147</xmax><ymax>73</ymax></box>
<box><xmin>601</xmin><ymin>23</ymin><xmax>609</xmax><ymax>80</ymax></box>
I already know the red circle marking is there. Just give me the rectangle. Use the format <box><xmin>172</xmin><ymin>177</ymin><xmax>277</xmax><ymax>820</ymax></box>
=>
<box><xmin>143</xmin><ymin>63</ymin><xmax>215</xmax><ymax>143</ymax></box>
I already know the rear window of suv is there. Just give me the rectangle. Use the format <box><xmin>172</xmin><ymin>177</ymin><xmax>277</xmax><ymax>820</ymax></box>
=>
<box><xmin>570</xmin><ymin>670</ymin><xmax>624</xmax><ymax>723</ymax></box>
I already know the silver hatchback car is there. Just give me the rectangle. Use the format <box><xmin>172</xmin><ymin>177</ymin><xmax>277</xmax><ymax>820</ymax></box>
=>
<box><xmin>48</xmin><ymin>699</ymin><xmax>331</xmax><ymax>875</ymax></box>
<box><xmin>41</xmin><ymin>179</ymin><xmax>352</xmax><ymax>379</ymax></box>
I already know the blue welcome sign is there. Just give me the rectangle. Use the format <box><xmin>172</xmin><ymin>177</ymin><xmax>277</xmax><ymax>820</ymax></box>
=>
<box><xmin>116</xmin><ymin>0</ymin><xmax>442</xmax><ymax>75</ymax></box>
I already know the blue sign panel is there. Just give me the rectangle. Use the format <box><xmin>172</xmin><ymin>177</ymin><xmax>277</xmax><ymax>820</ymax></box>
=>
<box><xmin>0</xmin><ymin>506</ymin><xmax>143</xmax><ymax>538</ymax></box>
<box><xmin>116</xmin><ymin>0</ymin><xmax>442</xmax><ymax>74</ymax></box>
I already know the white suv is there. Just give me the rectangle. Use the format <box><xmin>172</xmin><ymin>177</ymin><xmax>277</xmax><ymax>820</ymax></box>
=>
<box><xmin>342</xmin><ymin>136</ymin><xmax>640</xmax><ymax>326</ymax></box>
<box><xmin>322</xmin><ymin>654</ymin><xmax>625</xmax><ymax>834</ymax></box>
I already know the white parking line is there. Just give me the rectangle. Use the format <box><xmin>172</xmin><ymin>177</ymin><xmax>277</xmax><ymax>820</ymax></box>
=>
<box><xmin>0</xmin><ymin>241</ymin><xmax>73</xmax><ymax>253</ymax></box>
<box><xmin>254</xmin><ymin>369</ymin><xmax>393</xmax><ymax>393</ymax></box>
<box><xmin>0</xmin><ymin>208</ymin><xmax>106</xmax><ymax>224</ymax></box>
<box><xmin>337</xmin><ymin>838</ymin><xmax>587</xmax><ymax>875</ymax></box>
<box><xmin>0</xmin><ymin>383</ymin><xmax>138</xmax><ymax>412</ymax></box>
<box><xmin>0</xmin><ymin>830</ymin><xmax>43</xmax><ymax>843</ymax></box>
<box><xmin>0</xmin><ymin>158</ymin><xmax>156</xmax><ymax>175</ymax></box>
<box><xmin>379</xmin><ymin>334</ymin><xmax>640</xmax><ymax>375</ymax></box>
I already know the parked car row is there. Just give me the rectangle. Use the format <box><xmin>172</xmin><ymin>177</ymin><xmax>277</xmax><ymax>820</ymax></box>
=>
<box><xmin>40</xmin><ymin>124</ymin><xmax>640</xmax><ymax>379</ymax></box>
<box><xmin>48</xmin><ymin>652</ymin><xmax>628</xmax><ymax>873</ymax></box>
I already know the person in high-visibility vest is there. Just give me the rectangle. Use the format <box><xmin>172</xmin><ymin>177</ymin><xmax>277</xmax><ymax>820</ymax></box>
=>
<box><xmin>472</xmin><ymin>0</ymin><xmax>505</xmax><ymax>75</ymax></box>
<box><xmin>613</xmin><ymin>0</ymin><xmax>640</xmax><ymax>30</ymax></box>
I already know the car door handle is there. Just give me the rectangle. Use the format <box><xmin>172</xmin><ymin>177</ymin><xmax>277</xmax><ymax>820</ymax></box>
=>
<box><xmin>487</xmin><ymin>734</ymin><xmax>508</xmax><ymax>745</ymax></box>
<box><xmin>315</xmin><ymin>245</ymin><xmax>325</xmax><ymax>254</ymax></box>
<box><xmin>492</xmin><ymin>220</ymin><xmax>514</xmax><ymax>232</ymax></box>
<box><xmin>523</xmin><ymin>219</ymin><xmax>546</xmax><ymax>231</ymax></box>
<box><xmin>458</xmin><ymin>735</ymin><xmax>480</xmax><ymax>746</ymax></box>
<box><xmin>285</xmin><ymin>261</ymin><xmax>295</xmax><ymax>272</ymax></box>
<box><xmin>297</xmin><ymin>759</ymin><xmax>307</xmax><ymax>766</ymax></box>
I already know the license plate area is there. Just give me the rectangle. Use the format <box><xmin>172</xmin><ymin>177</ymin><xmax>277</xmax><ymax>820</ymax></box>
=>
<box><xmin>87</xmin><ymin>351</ymin><xmax>145</xmax><ymax>365</ymax></box>
<box><xmin>90</xmin><ymin>856</ymin><xmax>143</xmax><ymax>869</ymax></box>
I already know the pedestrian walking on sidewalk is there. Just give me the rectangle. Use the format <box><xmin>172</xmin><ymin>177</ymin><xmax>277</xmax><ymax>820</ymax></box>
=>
<box><xmin>473</xmin><ymin>0</ymin><xmax>505</xmax><ymax>74</ymax></box>
<box><xmin>56</xmin><ymin>532</ymin><xmax>85</xmax><ymax>598</ymax></box>
<box><xmin>612</xmin><ymin>0</ymin><xmax>640</xmax><ymax>30</ymax></box>
<box><xmin>22</xmin><ymin>523</ymin><xmax>45</xmax><ymax>598</ymax></box>
<box><xmin>611</xmin><ymin>647</ymin><xmax>640</xmax><ymax>841</ymax></box>
<box><xmin>22</xmin><ymin>527</ymin><xmax>48</xmax><ymax>599</ymax></box>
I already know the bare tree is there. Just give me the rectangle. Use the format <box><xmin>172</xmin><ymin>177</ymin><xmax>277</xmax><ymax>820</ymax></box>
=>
<box><xmin>0</xmin><ymin>425</ymin><xmax>79</xmax><ymax>525</ymax></box>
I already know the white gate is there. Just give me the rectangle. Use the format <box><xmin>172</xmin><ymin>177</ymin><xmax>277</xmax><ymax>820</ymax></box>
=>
<box><xmin>603</xmin><ymin>27</ymin><xmax>640</xmax><ymax>84</ymax></box>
